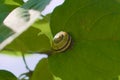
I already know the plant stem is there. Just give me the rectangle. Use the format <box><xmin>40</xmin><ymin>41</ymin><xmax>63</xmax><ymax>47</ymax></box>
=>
<box><xmin>21</xmin><ymin>53</ymin><xmax>31</xmax><ymax>71</ymax></box>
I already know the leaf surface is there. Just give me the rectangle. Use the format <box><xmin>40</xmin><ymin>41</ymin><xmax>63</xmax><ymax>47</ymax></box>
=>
<box><xmin>0</xmin><ymin>70</ymin><xmax>17</xmax><ymax>80</ymax></box>
<box><xmin>30</xmin><ymin>58</ymin><xmax>54</xmax><ymax>80</ymax></box>
<box><xmin>49</xmin><ymin>0</ymin><xmax>120</xmax><ymax>80</ymax></box>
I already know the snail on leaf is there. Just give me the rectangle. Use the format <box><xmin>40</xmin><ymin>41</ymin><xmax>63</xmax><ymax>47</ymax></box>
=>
<box><xmin>51</xmin><ymin>31</ymin><xmax>72</xmax><ymax>53</ymax></box>
<box><xmin>37</xmin><ymin>31</ymin><xmax>72</xmax><ymax>55</ymax></box>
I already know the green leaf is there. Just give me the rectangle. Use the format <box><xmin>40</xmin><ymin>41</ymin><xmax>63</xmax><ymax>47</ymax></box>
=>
<box><xmin>3</xmin><ymin>0</ymin><xmax>23</xmax><ymax>6</ymax></box>
<box><xmin>33</xmin><ymin>14</ymin><xmax>53</xmax><ymax>41</ymax></box>
<box><xmin>0</xmin><ymin>70</ymin><xmax>17</xmax><ymax>80</ymax></box>
<box><xmin>30</xmin><ymin>58</ymin><xmax>54</xmax><ymax>80</ymax></box>
<box><xmin>3</xmin><ymin>26</ymin><xmax>51</xmax><ymax>53</ymax></box>
<box><xmin>49</xmin><ymin>0</ymin><xmax>120</xmax><ymax>80</ymax></box>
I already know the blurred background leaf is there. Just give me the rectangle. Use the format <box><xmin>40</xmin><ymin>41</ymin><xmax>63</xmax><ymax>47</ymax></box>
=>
<box><xmin>0</xmin><ymin>1</ymin><xmax>53</xmax><ymax>55</ymax></box>
<box><xmin>2</xmin><ymin>19</ymin><xmax>52</xmax><ymax>54</ymax></box>
<box><xmin>0</xmin><ymin>0</ymin><xmax>23</xmax><ymax>23</ymax></box>
<box><xmin>0</xmin><ymin>70</ymin><xmax>17</xmax><ymax>80</ymax></box>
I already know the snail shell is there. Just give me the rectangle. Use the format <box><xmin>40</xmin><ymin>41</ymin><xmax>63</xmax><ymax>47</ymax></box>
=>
<box><xmin>52</xmin><ymin>31</ymin><xmax>72</xmax><ymax>53</ymax></box>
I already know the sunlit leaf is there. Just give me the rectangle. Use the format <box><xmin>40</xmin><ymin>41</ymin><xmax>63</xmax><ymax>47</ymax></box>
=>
<box><xmin>4</xmin><ymin>0</ymin><xmax>23</xmax><ymax>6</ymax></box>
<box><xmin>33</xmin><ymin>14</ymin><xmax>53</xmax><ymax>41</ymax></box>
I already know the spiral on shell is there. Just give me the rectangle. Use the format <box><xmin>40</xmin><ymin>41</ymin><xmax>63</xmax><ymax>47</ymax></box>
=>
<box><xmin>52</xmin><ymin>31</ymin><xmax>72</xmax><ymax>53</ymax></box>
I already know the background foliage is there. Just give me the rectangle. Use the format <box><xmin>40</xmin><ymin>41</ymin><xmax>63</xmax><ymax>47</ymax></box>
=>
<box><xmin>1</xmin><ymin>0</ymin><xmax>120</xmax><ymax>80</ymax></box>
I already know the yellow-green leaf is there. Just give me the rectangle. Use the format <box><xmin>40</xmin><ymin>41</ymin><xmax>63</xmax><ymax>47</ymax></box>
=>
<box><xmin>30</xmin><ymin>58</ymin><xmax>54</xmax><ymax>80</ymax></box>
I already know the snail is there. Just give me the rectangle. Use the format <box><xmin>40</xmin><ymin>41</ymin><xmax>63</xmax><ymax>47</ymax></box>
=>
<box><xmin>52</xmin><ymin>31</ymin><xmax>72</xmax><ymax>53</ymax></box>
